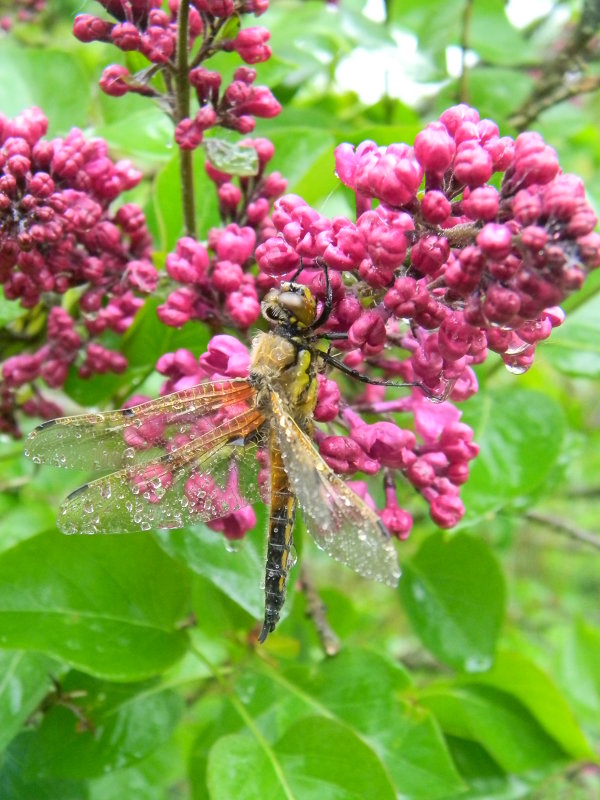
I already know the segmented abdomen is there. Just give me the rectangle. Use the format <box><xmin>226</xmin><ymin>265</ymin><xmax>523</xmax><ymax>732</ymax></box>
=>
<box><xmin>259</xmin><ymin>430</ymin><xmax>297</xmax><ymax>643</ymax></box>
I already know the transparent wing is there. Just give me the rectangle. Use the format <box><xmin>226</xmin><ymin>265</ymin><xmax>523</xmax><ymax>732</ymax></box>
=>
<box><xmin>25</xmin><ymin>379</ymin><xmax>255</xmax><ymax>470</ymax></box>
<box><xmin>271</xmin><ymin>393</ymin><xmax>400</xmax><ymax>587</ymax></box>
<box><xmin>58</xmin><ymin>408</ymin><xmax>268</xmax><ymax>535</ymax></box>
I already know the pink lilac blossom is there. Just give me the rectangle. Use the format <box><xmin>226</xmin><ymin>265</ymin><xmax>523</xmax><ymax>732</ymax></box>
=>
<box><xmin>74</xmin><ymin>1</ymin><xmax>280</xmax><ymax>143</ymax></box>
<box><xmin>245</xmin><ymin>102</ymin><xmax>599</xmax><ymax>534</ymax></box>
<box><xmin>158</xmin><ymin>136</ymin><xmax>287</xmax><ymax>330</ymax></box>
<box><xmin>0</xmin><ymin>107</ymin><xmax>154</xmax><ymax>436</ymax></box>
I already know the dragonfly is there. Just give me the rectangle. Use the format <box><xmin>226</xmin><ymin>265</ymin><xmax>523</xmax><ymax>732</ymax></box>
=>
<box><xmin>25</xmin><ymin>279</ymin><xmax>409</xmax><ymax>642</ymax></box>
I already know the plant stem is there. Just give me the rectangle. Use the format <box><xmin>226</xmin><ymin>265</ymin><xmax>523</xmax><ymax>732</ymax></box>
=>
<box><xmin>175</xmin><ymin>0</ymin><xmax>196</xmax><ymax>238</ymax></box>
<box><xmin>526</xmin><ymin>510</ymin><xmax>600</xmax><ymax>551</ymax></box>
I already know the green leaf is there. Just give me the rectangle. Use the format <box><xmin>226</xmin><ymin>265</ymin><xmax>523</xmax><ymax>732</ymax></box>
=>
<box><xmin>288</xmin><ymin>650</ymin><xmax>465</xmax><ymax>799</ymax></box>
<box><xmin>559</xmin><ymin>618</ymin><xmax>600</xmax><ymax>728</ymax></box>
<box><xmin>0</xmin><ymin>532</ymin><xmax>190</xmax><ymax>680</ymax></box>
<box><xmin>153</xmin><ymin>155</ymin><xmax>184</xmax><ymax>253</ymax></box>
<box><xmin>88</xmin><ymin>739</ymin><xmax>185</xmax><ymax>800</ymax></box>
<box><xmin>0</xmin><ymin>736</ymin><xmax>86</xmax><ymax>800</ymax></box>
<box><xmin>459</xmin><ymin>388</ymin><xmax>565</xmax><ymax>521</ymax></box>
<box><xmin>0</xmin><ymin>289</ymin><xmax>23</xmax><ymax>326</ymax></box>
<box><xmin>420</xmin><ymin>685</ymin><xmax>567</xmax><ymax>773</ymax></box>
<box><xmin>0</xmin><ymin>652</ymin><xmax>57</xmax><ymax>753</ymax></box>
<box><xmin>155</xmin><ymin>518</ymin><xmax>266</xmax><ymax>621</ymax></box>
<box><xmin>95</xmin><ymin>109</ymin><xmax>174</xmax><ymax>164</ymax></box>
<box><xmin>15</xmin><ymin>672</ymin><xmax>184</xmax><ymax>780</ymax></box>
<box><xmin>0</xmin><ymin>46</ymin><xmax>90</xmax><ymax>134</ymax></box>
<box><xmin>207</xmin><ymin>716</ymin><xmax>397</xmax><ymax>800</ymax></box>
<box><xmin>399</xmin><ymin>532</ymin><xmax>506</xmax><ymax>672</ymax></box>
<box><xmin>465</xmin><ymin>651</ymin><xmax>593</xmax><ymax>760</ymax></box>
<box><xmin>259</xmin><ymin>125</ymin><xmax>337</xmax><ymax>196</ymax></box>
<box><xmin>203</xmin><ymin>138</ymin><xmax>259</xmax><ymax>177</ymax></box>
<box><xmin>544</xmin><ymin>292</ymin><xmax>600</xmax><ymax>377</ymax></box>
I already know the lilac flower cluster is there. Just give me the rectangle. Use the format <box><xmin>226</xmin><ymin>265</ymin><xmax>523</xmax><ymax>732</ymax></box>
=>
<box><xmin>0</xmin><ymin>108</ymin><xmax>155</xmax><ymax>436</ymax></box>
<box><xmin>73</xmin><ymin>1</ymin><xmax>280</xmax><ymax>143</ymax></box>
<box><xmin>228</xmin><ymin>103</ymin><xmax>599</xmax><ymax>534</ymax></box>
<box><xmin>158</xmin><ymin>137</ymin><xmax>287</xmax><ymax>329</ymax></box>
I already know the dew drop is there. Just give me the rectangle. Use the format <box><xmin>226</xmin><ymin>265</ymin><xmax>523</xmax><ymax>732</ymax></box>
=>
<box><xmin>288</xmin><ymin>545</ymin><xmax>298</xmax><ymax>569</ymax></box>
<box><xmin>504</xmin><ymin>362</ymin><xmax>528</xmax><ymax>375</ymax></box>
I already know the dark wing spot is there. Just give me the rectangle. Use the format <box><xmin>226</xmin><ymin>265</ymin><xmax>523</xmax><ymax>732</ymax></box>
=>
<box><xmin>66</xmin><ymin>483</ymin><xmax>90</xmax><ymax>501</ymax></box>
<box><xmin>121</xmin><ymin>407</ymin><xmax>136</xmax><ymax>417</ymax></box>
<box><xmin>36</xmin><ymin>419</ymin><xmax>57</xmax><ymax>430</ymax></box>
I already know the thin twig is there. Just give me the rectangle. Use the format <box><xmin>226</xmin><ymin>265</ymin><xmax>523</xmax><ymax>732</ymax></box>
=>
<box><xmin>457</xmin><ymin>0</ymin><xmax>474</xmax><ymax>103</ymax></box>
<box><xmin>526</xmin><ymin>510</ymin><xmax>600</xmax><ymax>551</ymax></box>
<box><xmin>508</xmin><ymin>0</ymin><xmax>600</xmax><ymax>130</ymax></box>
<box><xmin>175</xmin><ymin>0</ymin><xmax>196</xmax><ymax>238</ymax></box>
<box><xmin>299</xmin><ymin>564</ymin><xmax>341</xmax><ymax>656</ymax></box>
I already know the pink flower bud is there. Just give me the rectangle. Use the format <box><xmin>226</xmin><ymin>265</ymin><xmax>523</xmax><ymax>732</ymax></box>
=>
<box><xmin>212</xmin><ymin>224</ymin><xmax>254</xmax><ymax>263</ymax></box>
<box><xmin>127</xmin><ymin>259</ymin><xmax>158</xmax><ymax>293</ymax></box>
<box><xmin>356</xmin><ymin>145</ymin><xmax>423</xmax><ymax>207</ymax></box>
<box><xmin>476</xmin><ymin>223</ymin><xmax>512</xmax><ymax>259</ymax></box>
<box><xmin>175</xmin><ymin>118</ymin><xmax>204</xmax><ymax>150</ymax></box>
<box><xmin>225</xmin><ymin>283</ymin><xmax>260</xmax><ymax>327</ymax></box>
<box><xmin>141</xmin><ymin>26</ymin><xmax>175</xmax><ymax>63</ymax></box>
<box><xmin>512</xmin><ymin>189</ymin><xmax>542</xmax><ymax>225</ymax></box>
<box><xmin>453</xmin><ymin>141</ymin><xmax>492</xmax><ymax>187</ymax></box>
<box><xmin>111</xmin><ymin>21</ymin><xmax>141</xmax><ymax>50</ymax></box>
<box><xmin>255</xmin><ymin>236</ymin><xmax>300</xmax><ymax>275</ymax></box>
<box><xmin>411</xmin><ymin>235</ymin><xmax>450</xmax><ymax>275</ymax></box>
<box><xmin>462</xmin><ymin>186</ymin><xmax>499</xmax><ymax>221</ymax></box>
<box><xmin>99</xmin><ymin>65</ymin><xmax>131</xmax><ymax>97</ymax></box>
<box><xmin>511</xmin><ymin>132</ymin><xmax>559</xmax><ymax>188</ymax></box>
<box><xmin>439</xmin><ymin>104</ymin><xmax>480</xmax><ymax>135</ymax></box>
<box><xmin>234</xmin><ymin>66</ymin><xmax>257</xmax><ymax>84</ymax></box>
<box><xmin>233</xmin><ymin>26</ymin><xmax>272</xmax><ymax>64</ymax></box>
<box><xmin>348</xmin><ymin>311</ymin><xmax>386</xmax><ymax>355</ymax></box>
<box><xmin>483</xmin><ymin>284</ymin><xmax>521</xmax><ymax>324</ymax></box>
<box><xmin>209</xmin><ymin>506</ymin><xmax>256</xmax><ymax>540</ymax></box>
<box><xmin>212</xmin><ymin>260</ymin><xmax>244</xmax><ymax>293</ymax></box>
<box><xmin>199</xmin><ymin>0</ymin><xmax>235</xmax><ymax>17</ymax></box>
<box><xmin>430</xmin><ymin>494</ymin><xmax>465</xmax><ymax>528</ymax></box>
<box><xmin>542</xmin><ymin>174</ymin><xmax>584</xmax><ymax>219</ymax></box>
<box><xmin>421</xmin><ymin>190</ymin><xmax>452</xmax><ymax>223</ymax></box>
<box><xmin>199</xmin><ymin>335</ymin><xmax>250</xmax><ymax>377</ymax></box>
<box><xmin>414</xmin><ymin>122</ymin><xmax>456</xmax><ymax>173</ymax></box>
<box><xmin>218</xmin><ymin>182</ymin><xmax>242</xmax><ymax>210</ymax></box>
<box><xmin>313</xmin><ymin>375</ymin><xmax>341</xmax><ymax>422</ymax></box>
<box><xmin>351</xmin><ymin>421</ymin><xmax>416</xmax><ymax>469</ymax></box>
<box><xmin>73</xmin><ymin>14</ymin><xmax>114</xmax><ymax>43</ymax></box>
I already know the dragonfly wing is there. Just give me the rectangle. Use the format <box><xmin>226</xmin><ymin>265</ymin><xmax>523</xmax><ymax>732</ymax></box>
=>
<box><xmin>25</xmin><ymin>379</ymin><xmax>255</xmax><ymax>470</ymax></box>
<box><xmin>59</xmin><ymin>409</ymin><xmax>267</xmax><ymax>535</ymax></box>
<box><xmin>271</xmin><ymin>393</ymin><xmax>400</xmax><ymax>587</ymax></box>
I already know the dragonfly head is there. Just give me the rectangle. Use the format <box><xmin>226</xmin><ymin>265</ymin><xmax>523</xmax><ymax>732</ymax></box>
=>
<box><xmin>261</xmin><ymin>283</ymin><xmax>317</xmax><ymax>331</ymax></box>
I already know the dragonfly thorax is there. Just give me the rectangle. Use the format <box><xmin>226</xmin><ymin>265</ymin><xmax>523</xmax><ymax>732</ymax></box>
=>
<box><xmin>249</xmin><ymin>331</ymin><xmax>318</xmax><ymax>424</ymax></box>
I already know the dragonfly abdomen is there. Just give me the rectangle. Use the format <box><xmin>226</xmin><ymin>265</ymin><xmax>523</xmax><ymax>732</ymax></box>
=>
<box><xmin>259</xmin><ymin>439</ymin><xmax>297</xmax><ymax>643</ymax></box>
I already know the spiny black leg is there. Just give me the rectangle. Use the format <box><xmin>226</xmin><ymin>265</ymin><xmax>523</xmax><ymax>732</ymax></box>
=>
<box><xmin>306</xmin><ymin>260</ymin><xmax>333</xmax><ymax>331</ymax></box>
<box><xmin>319</xmin><ymin>351</ymin><xmax>443</xmax><ymax>400</ymax></box>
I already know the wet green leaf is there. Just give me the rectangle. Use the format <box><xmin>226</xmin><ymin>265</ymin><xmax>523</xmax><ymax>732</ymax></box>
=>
<box><xmin>0</xmin><ymin>533</ymin><xmax>190</xmax><ymax>680</ymax></box>
<box><xmin>399</xmin><ymin>532</ymin><xmax>505</xmax><ymax>672</ymax></box>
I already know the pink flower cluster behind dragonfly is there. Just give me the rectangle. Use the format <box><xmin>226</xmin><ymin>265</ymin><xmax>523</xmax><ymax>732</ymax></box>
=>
<box><xmin>158</xmin><ymin>136</ymin><xmax>287</xmax><ymax>329</ymax></box>
<box><xmin>0</xmin><ymin>108</ymin><xmax>156</xmax><ymax>436</ymax></box>
<box><xmin>194</xmin><ymin>102</ymin><xmax>599</xmax><ymax>537</ymax></box>
<box><xmin>74</xmin><ymin>1</ymin><xmax>280</xmax><ymax>146</ymax></box>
